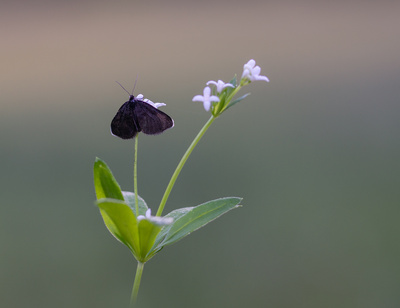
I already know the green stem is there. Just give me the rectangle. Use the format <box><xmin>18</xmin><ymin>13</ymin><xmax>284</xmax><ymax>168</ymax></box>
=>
<box><xmin>156</xmin><ymin>115</ymin><xmax>216</xmax><ymax>216</ymax></box>
<box><xmin>227</xmin><ymin>85</ymin><xmax>242</xmax><ymax>103</ymax></box>
<box><xmin>134</xmin><ymin>136</ymin><xmax>139</xmax><ymax>216</ymax></box>
<box><xmin>130</xmin><ymin>261</ymin><xmax>145</xmax><ymax>306</ymax></box>
<box><xmin>220</xmin><ymin>85</ymin><xmax>242</xmax><ymax>114</ymax></box>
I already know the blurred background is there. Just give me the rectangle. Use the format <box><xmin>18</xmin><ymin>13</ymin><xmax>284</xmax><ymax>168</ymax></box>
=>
<box><xmin>1</xmin><ymin>0</ymin><xmax>399</xmax><ymax>307</ymax></box>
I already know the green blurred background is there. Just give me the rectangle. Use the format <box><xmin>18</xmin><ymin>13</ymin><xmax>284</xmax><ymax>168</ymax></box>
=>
<box><xmin>1</xmin><ymin>1</ymin><xmax>399</xmax><ymax>307</ymax></box>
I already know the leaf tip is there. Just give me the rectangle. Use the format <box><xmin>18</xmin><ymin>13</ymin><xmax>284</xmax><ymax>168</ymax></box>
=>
<box><xmin>94</xmin><ymin>157</ymin><xmax>104</xmax><ymax>168</ymax></box>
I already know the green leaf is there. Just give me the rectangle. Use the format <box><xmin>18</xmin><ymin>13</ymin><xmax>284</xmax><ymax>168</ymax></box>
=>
<box><xmin>96</xmin><ymin>198</ymin><xmax>140</xmax><ymax>258</ymax></box>
<box><xmin>93</xmin><ymin>158</ymin><xmax>124</xmax><ymax>201</ymax></box>
<box><xmin>225</xmin><ymin>93</ymin><xmax>251</xmax><ymax>111</ymax></box>
<box><xmin>122</xmin><ymin>191</ymin><xmax>148</xmax><ymax>217</ymax></box>
<box><xmin>152</xmin><ymin>207</ymin><xmax>194</xmax><ymax>251</ymax></box>
<box><xmin>159</xmin><ymin>197</ymin><xmax>242</xmax><ymax>247</ymax></box>
<box><xmin>137</xmin><ymin>220</ymin><xmax>162</xmax><ymax>262</ymax></box>
<box><xmin>229</xmin><ymin>75</ymin><xmax>237</xmax><ymax>87</ymax></box>
<box><xmin>223</xmin><ymin>76</ymin><xmax>237</xmax><ymax>98</ymax></box>
<box><xmin>212</xmin><ymin>91</ymin><xmax>226</xmax><ymax>116</ymax></box>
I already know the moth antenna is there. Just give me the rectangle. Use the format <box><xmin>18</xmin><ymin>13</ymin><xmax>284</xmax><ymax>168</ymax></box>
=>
<box><xmin>116</xmin><ymin>81</ymin><xmax>131</xmax><ymax>96</ymax></box>
<box><xmin>131</xmin><ymin>74</ymin><xmax>139</xmax><ymax>95</ymax></box>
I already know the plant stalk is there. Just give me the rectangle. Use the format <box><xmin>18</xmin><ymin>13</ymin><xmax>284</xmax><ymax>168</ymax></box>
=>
<box><xmin>130</xmin><ymin>261</ymin><xmax>145</xmax><ymax>306</ymax></box>
<box><xmin>134</xmin><ymin>135</ymin><xmax>139</xmax><ymax>216</ymax></box>
<box><xmin>156</xmin><ymin>115</ymin><xmax>216</xmax><ymax>216</ymax></box>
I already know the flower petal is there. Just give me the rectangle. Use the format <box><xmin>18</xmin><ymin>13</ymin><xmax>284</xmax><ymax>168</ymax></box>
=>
<box><xmin>210</xmin><ymin>96</ymin><xmax>220</xmax><ymax>102</ymax></box>
<box><xmin>207</xmin><ymin>80</ymin><xmax>235</xmax><ymax>93</ymax></box>
<box><xmin>203</xmin><ymin>86</ymin><xmax>212</xmax><ymax>96</ymax></box>
<box><xmin>192</xmin><ymin>95</ymin><xmax>205</xmax><ymax>102</ymax></box>
<box><xmin>137</xmin><ymin>208</ymin><xmax>173</xmax><ymax>225</ymax></box>
<box><xmin>203</xmin><ymin>100</ymin><xmax>211</xmax><ymax>111</ymax></box>
<box><xmin>254</xmin><ymin>75</ymin><xmax>270</xmax><ymax>82</ymax></box>
<box><xmin>243</xmin><ymin>59</ymin><xmax>256</xmax><ymax>70</ymax></box>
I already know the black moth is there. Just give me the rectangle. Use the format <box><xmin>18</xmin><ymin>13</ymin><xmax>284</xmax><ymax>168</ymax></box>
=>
<box><xmin>111</xmin><ymin>94</ymin><xmax>174</xmax><ymax>139</ymax></box>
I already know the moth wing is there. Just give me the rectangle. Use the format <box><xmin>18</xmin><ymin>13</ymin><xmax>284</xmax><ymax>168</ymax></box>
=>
<box><xmin>111</xmin><ymin>101</ymin><xmax>140</xmax><ymax>139</ymax></box>
<box><xmin>135</xmin><ymin>102</ymin><xmax>174</xmax><ymax>135</ymax></box>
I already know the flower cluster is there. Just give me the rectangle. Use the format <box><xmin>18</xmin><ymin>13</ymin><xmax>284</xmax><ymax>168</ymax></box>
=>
<box><xmin>137</xmin><ymin>94</ymin><xmax>166</xmax><ymax>109</ymax></box>
<box><xmin>192</xmin><ymin>59</ymin><xmax>269</xmax><ymax>115</ymax></box>
<box><xmin>241</xmin><ymin>59</ymin><xmax>269</xmax><ymax>83</ymax></box>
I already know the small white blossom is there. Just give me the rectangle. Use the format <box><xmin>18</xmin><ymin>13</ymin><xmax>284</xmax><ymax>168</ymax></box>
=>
<box><xmin>206</xmin><ymin>80</ymin><xmax>234</xmax><ymax>93</ymax></box>
<box><xmin>137</xmin><ymin>209</ymin><xmax>173</xmax><ymax>226</ymax></box>
<box><xmin>145</xmin><ymin>100</ymin><xmax>166</xmax><ymax>108</ymax></box>
<box><xmin>137</xmin><ymin>94</ymin><xmax>166</xmax><ymax>108</ymax></box>
<box><xmin>192</xmin><ymin>86</ymin><xmax>220</xmax><ymax>112</ymax></box>
<box><xmin>241</xmin><ymin>59</ymin><xmax>269</xmax><ymax>82</ymax></box>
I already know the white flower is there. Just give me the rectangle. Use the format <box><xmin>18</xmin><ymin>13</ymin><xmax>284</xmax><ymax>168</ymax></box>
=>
<box><xmin>137</xmin><ymin>94</ymin><xmax>166</xmax><ymax>108</ymax></box>
<box><xmin>192</xmin><ymin>86</ymin><xmax>220</xmax><ymax>112</ymax></box>
<box><xmin>241</xmin><ymin>59</ymin><xmax>269</xmax><ymax>82</ymax></box>
<box><xmin>137</xmin><ymin>209</ymin><xmax>173</xmax><ymax>226</ymax></box>
<box><xmin>206</xmin><ymin>80</ymin><xmax>234</xmax><ymax>93</ymax></box>
<box><xmin>145</xmin><ymin>99</ymin><xmax>166</xmax><ymax>108</ymax></box>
